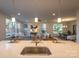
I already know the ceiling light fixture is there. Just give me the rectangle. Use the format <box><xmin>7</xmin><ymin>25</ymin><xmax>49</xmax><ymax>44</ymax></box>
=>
<box><xmin>57</xmin><ymin>17</ymin><xmax>62</xmax><ymax>23</ymax></box>
<box><xmin>12</xmin><ymin>17</ymin><xmax>16</xmax><ymax>22</ymax></box>
<box><xmin>57</xmin><ymin>0</ymin><xmax>62</xmax><ymax>23</ymax></box>
<box><xmin>35</xmin><ymin>17</ymin><xmax>38</xmax><ymax>22</ymax></box>
<box><xmin>52</xmin><ymin>13</ymin><xmax>56</xmax><ymax>16</ymax></box>
<box><xmin>17</xmin><ymin>13</ymin><xmax>21</xmax><ymax>16</ymax></box>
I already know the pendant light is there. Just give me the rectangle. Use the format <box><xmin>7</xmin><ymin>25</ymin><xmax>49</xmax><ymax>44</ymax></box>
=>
<box><xmin>12</xmin><ymin>0</ymin><xmax>16</xmax><ymax>21</ymax></box>
<box><xmin>57</xmin><ymin>0</ymin><xmax>62</xmax><ymax>23</ymax></box>
<box><xmin>58</xmin><ymin>17</ymin><xmax>62</xmax><ymax>23</ymax></box>
<box><xmin>35</xmin><ymin>17</ymin><xmax>38</xmax><ymax>22</ymax></box>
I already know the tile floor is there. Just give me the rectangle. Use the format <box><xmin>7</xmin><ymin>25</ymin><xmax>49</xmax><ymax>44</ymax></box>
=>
<box><xmin>0</xmin><ymin>40</ymin><xmax>79</xmax><ymax>58</ymax></box>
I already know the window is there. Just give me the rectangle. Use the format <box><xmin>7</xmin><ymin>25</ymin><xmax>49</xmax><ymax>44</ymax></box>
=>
<box><xmin>6</xmin><ymin>17</ymin><xmax>17</xmax><ymax>36</ymax></box>
<box><xmin>41</xmin><ymin>24</ymin><xmax>47</xmax><ymax>33</ymax></box>
<box><xmin>41</xmin><ymin>24</ymin><xmax>46</xmax><ymax>30</ymax></box>
<box><xmin>53</xmin><ymin>24</ymin><xmax>63</xmax><ymax>34</ymax></box>
<box><xmin>6</xmin><ymin>18</ymin><xmax>13</xmax><ymax>33</ymax></box>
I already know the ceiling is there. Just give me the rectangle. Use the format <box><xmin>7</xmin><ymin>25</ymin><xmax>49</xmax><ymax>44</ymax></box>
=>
<box><xmin>0</xmin><ymin>0</ymin><xmax>79</xmax><ymax>22</ymax></box>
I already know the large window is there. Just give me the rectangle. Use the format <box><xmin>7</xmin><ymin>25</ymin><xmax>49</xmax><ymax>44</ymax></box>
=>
<box><xmin>41</xmin><ymin>24</ymin><xmax>46</xmax><ymax>30</ymax></box>
<box><xmin>6</xmin><ymin>18</ymin><xmax>13</xmax><ymax>33</ymax></box>
<box><xmin>53</xmin><ymin>24</ymin><xmax>63</xmax><ymax>34</ymax></box>
<box><xmin>6</xmin><ymin>17</ymin><xmax>18</xmax><ymax>37</ymax></box>
<box><xmin>40</xmin><ymin>23</ymin><xmax>47</xmax><ymax>33</ymax></box>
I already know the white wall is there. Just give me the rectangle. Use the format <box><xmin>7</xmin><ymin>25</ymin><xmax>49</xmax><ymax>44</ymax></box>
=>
<box><xmin>76</xmin><ymin>10</ymin><xmax>79</xmax><ymax>43</ymax></box>
<box><xmin>0</xmin><ymin>12</ymin><xmax>5</xmax><ymax>40</ymax></box>
<box><xmin>65</xmin><ymin>21</ymin><xmax>76</xmax><ymax>34</ymax></box>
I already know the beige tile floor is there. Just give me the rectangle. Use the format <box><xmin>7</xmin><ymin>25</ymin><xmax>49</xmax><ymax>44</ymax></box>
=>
<box><xmin>0</xmin><ymin>40</ymin><xmax>79</xmax><ymax>58</ymax></box>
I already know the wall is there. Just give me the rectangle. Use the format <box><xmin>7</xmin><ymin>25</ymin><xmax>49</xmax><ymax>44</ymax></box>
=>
<box><xmin>64</xmin><ymin>21</ymin><xmax>76</xmax><ymax>34</ymax></box>
<box><xmin>0</xmin><ymin>12</ymin><xmax>5</xmax><ymax>40</ymax></box>
<box><xmin>68</xmin><ymin>21</ymin><xmax>76</xmax><ymax>33</ymax></box>
<box><xmin>76</xmin><ymin>10</ymin><xmax>79</xmax><ymax>43</ymax></box>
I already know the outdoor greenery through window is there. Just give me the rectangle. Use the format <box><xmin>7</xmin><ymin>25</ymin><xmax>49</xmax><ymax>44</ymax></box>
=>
<box><xmin>53</xmin><ymin>23</ymin><xmax>63</xmax><ymax>34</ymax></box>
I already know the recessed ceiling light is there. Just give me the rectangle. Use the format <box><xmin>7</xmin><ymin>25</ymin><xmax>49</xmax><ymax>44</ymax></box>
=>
<box><xmin>52</xmin><ymin>13</ymin><xmax>55</xmax><ymax>16</ymax></box>
<box><xmin>17</xmin><ymin>13</ymin><xmax>21</xmax><ymax>16</ymax></box>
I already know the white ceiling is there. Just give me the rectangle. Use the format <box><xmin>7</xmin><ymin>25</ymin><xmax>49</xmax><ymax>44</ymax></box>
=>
<box><xmin>0</xmin><ymin>0</ymin><xmax>79</xmax><ymax>22</ymax></box>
